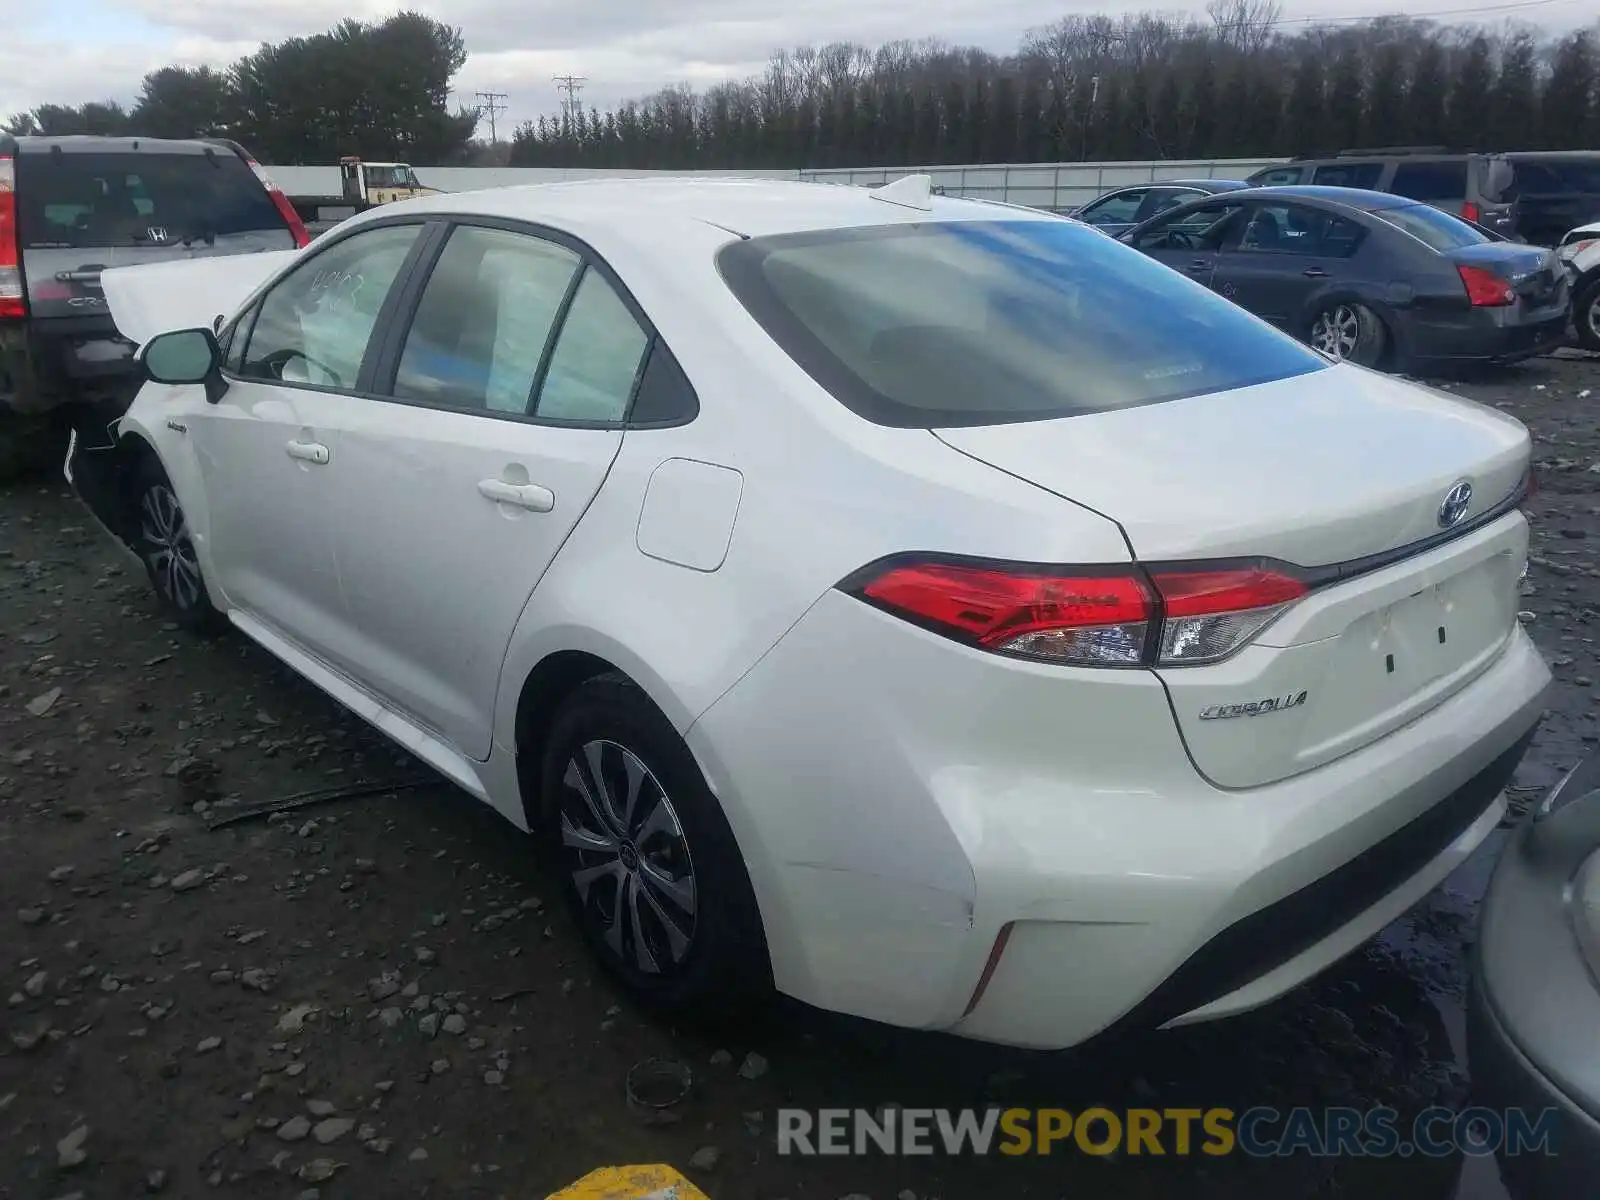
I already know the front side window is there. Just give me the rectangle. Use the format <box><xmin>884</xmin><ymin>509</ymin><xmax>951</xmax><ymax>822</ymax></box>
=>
<box><xmin>240</xmin><ymin>223</ymin><xmax>421</xmax><ymax>390</ymax></box>
<box><xmin>1080</xmin><ymin>189</ymin><xmax>1146</xmax><ymax>225</ymax></box>
<box><xmin>1250</xmin><ymin>166</ymin><xmax>1304</xmax><ymax>186</ymax></box>
<box><xmin>534</xmin><ymin>270</ymin><xmax>650</xmax><ymax>423</ymax></box>
<box><xmin>719</xmin><ymin>220</ymin><xmax>1326</xmax><ymax>429</ymax></box>
<box><xmin>1132</xmin><ymin>200</ymin><xmax>1246</xmax><ymax>250</ymax></box>
<box><xmin>392</xmin><ymin>225</ymin><xmax>581</xmax><ymax>413</ymax></box>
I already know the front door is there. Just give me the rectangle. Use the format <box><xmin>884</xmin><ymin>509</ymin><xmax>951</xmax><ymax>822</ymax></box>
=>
<box><xmin>319</xmin><ymin>223</ymin><xmax>647</xmax><ymax>759</ymax></box>
<box><xmin>193</xmin><ymin>222</ymin><xmax>427</xmax><ymax>658</ymax></box>
<box><xmin>1212</xmin><ymin>201</ymin><xmax>1365</xmax><ymax>328</ymax></box>
<box><xmin>1128</xmin><ymin>197</ymin><xmax>1248</xmax><ymax>291</ymax></box>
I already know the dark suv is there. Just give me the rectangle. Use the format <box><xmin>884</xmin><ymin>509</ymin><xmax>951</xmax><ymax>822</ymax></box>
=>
<box><xmin>1247</xmin><ymin>149</ymin><xmax>1520</xmax><ymax>240</ymax></box>
<box><xmin>0</xmin><ymin>134</ymin><xmax>309</xmax><ymax>478</ymax></box>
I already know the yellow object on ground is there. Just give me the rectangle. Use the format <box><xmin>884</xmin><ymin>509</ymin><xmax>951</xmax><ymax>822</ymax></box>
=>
<box><xmin>546</xmin><ymin>1164</ymin><xmax>709</xmax><ymax>1199</ymax></box>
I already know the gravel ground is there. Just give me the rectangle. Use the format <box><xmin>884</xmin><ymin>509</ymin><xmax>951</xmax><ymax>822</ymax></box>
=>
<box><xmin>2</xmin><ymin>350</ymin><xmax>1598</xmax><ymax>1200</ymax></box>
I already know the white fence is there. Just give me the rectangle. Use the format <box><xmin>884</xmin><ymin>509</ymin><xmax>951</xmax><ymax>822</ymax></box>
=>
<box><xmin>266</xmin><ymin>157</ymin><xmax>1288</xmax><ymax>211</ymax></box>
<box><xmin>798</xmin><ymin>158</ymin><xmax>1286</xmax><ymax>211</ymax></box>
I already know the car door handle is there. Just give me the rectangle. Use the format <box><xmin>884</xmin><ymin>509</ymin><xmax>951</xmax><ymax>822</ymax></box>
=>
<box><xmin>1302</xmin><ymin>267</ymin><xmax>1329</xmax><ymax>278</ymax></box>
<box><xmin>478</xmin><ymin>478</ymin><xmax>555</xmax><ymax>512</ymax></box>
<box><xmin>285</xmin><ymin>439</ymin><xmax>329</xmax><ymax>465</ymax></box>
<box><xmin>1187</xmin><ymin>259</ymin><xmax>1211</xmax><ymax>272</ymax></box>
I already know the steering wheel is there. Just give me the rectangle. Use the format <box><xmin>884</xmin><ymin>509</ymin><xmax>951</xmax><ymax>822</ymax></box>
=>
<box><xmin>255</xmin><ymin>348</ymin><xmax>342</xmax><ymax>389</ymax></box>
<box><xmin>1162</xmin><ymin>229</ymin><xmax>1199</xmax><ymax>251</ymax></box>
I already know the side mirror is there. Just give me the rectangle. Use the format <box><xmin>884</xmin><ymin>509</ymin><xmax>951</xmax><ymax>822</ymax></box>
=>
<box><xmin>138</xmin><ymin>327</ymin><xmax>229</xmax><ymax>404</ymax></box>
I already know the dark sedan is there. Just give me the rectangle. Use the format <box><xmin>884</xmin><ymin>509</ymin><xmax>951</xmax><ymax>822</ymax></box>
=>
<box><xmin>1067</xmin><ymin>178</ymin><xmax>1249</xmax><ymax>235</ymax></box>
<box><xmin>1120</xmin><ymin>185</ymin><xmax>1571</xmax><ymax>372</ymax></box>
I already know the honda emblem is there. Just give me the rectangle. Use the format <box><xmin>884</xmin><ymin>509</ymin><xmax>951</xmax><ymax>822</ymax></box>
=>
<box><xmin>147</xmin><ymin>227</ymin><xmax>170</xmax><ymax>243</ymax></box>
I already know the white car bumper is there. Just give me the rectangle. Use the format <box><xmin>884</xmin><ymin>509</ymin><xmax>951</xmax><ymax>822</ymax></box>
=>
<box><xmin>688</xmin><ymin>588</ymin><xmax>1551</xmax><ymax>1049</ymax></box>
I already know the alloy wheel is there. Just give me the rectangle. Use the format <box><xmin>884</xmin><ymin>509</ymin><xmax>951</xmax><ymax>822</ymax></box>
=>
<box><xmin>559</xmin><ymin>739</ymin><xmax>698</xmax><ymax>975</ymax></box>
<box><xmin>1310</xmin><ymin>305</ymin><xmax>1360</xmax><ymax>359</ymax></box>
<box><xmin>139</xmin><ymin>484</ymin><xmax>202</xmax><ymax>610</ymax></box>
<box><xmin>1586</xmin><ymin>293</ymin><xmax>1600</xmax><ymax>343</ymax></box>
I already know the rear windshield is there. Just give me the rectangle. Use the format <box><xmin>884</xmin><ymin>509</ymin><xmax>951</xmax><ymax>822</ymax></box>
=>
<box><xmin>1512</xmin><ymin>159</ymin><xmax>1600</xmax><ymax>194</ymax></box>
<box><xmin>718</xmin><ymin>220</ymin><xmax>1327</xmax><ymax>428</ymax></box>
<box><xmin>1371</xmin><ymin>203</ymin><xmax>1489</xmax><ymax>252</ymax></box>
<box><xmin>17</xmin><ymin>152</ymin><xmax>287</xmax><ymax>248</ymax></box>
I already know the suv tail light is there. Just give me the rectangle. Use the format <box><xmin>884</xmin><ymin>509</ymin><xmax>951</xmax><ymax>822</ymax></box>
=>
<box><xmin>1458</xmin><ymin>263</ymin><xmax>1514</xmax><ymax>307</ymax></box>
<box><xmin>1461</xmin><ymin>200</ymin><xmax>1481</xmax><ymax>224</ymax></box>
<box><xmin>842</xmin><ymin>557</ymin><xmax>1307</xmax><ymax>668</ymax></box>
<box><xmin>0</xmin><ymin>156</ymin><xmax>23</xmax><ymax>320</ymax></box>
<box><xmin>243</xmin><ymin>157</ymin><xmax>310</xmax><ymax>249</ymax></box>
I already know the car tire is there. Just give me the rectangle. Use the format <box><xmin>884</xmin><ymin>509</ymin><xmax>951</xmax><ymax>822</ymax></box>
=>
<box><xmin>1574</xmin><ymin>277</ymin><xmax>1600</xmax><ymax>353</ymax></box>
<box><xmin>1309</xmin><ymin>301</ymin><xmax>1387</xmax><ymax>368</ymax></box>
<box><xmin>539</xmin><ymin>674</ymin><xmax>771</xmax><ymax>1019</ymax></box>
<box><xmin>130</xmin><ymin>455</ymin><xmax>225</xmax><ymax>633</ymax></box>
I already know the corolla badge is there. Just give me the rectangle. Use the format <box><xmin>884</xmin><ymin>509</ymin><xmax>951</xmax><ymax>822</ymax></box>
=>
<box><xmin>1199</xmin><ymin>691</ymin><xmax>1308</xmax><ymax>721</ymax></box>
<box><xmin>1438</xmin><ymin>480</ymin><xmax>1473</xmax><ymax>529</ymax></box>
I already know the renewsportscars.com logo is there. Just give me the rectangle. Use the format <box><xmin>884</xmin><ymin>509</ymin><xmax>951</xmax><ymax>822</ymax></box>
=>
<box><xmin>776</xmin><ymin>1106</ymin><xmax>1560</xmax><ymax>1159</ymax></box>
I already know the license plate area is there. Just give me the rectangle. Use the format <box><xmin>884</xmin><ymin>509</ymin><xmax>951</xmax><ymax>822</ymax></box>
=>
<box><xmin>1341</xmin><ymin>552</ymin><xmax>1514</xmax><ymax>701</ymax></box>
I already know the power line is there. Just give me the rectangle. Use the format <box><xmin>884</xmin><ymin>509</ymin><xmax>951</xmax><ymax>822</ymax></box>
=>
<box><xmin>474</xmin><ymin>90</ymin><xmax>508</xmax><ymax>143</ymax></box>
<box><xmin>553</xmin><ymin>75</ymin><xmax>588</xmax><ymax>125</ymax></box>
<box><xmin>1269</xmin><ymin>0</ymin><xmax>1577</xmax><ymax>26</ymax></box>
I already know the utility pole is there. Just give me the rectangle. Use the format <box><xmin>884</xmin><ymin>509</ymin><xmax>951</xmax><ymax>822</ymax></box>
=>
<box><xmin>474</xmin><ymin>90</ymin><xmax>508</xmax><ymax>143</ymax></box>
<box><xmin>552</xmin><ymin>75</ymin><xmax>588</xmax><ymax>125</ymax></box>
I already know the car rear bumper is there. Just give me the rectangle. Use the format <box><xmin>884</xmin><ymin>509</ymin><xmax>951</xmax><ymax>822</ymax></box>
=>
<box><xmin>0</xmin><ymin>315</ymin><xmax>136</xmax><ymax>415</ymax></box>
<box><xmin>688</xmin><ymin>585</ymin><xmax>1551</xmax><ymax>1049</ymax></box>
<box><xmin>1402</xmin><ymin>308</ymin><xmax>1569</xmax><ymax>367</ymax></box>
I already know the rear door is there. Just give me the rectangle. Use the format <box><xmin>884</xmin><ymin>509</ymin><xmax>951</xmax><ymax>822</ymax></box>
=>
<box><xmin>317</xmin><ymin>220</ymin><xmax>646</xmax><ymax>759</ymax></box>
<box><xmin>17</xmin><ymin>144</ymin><xmax>295</xmax><ymax>323</ymax></box>
<box><xmin>1213</xmin><ymin>201</ymin><xmax>1367</xmax><ymax>327</ymax></box>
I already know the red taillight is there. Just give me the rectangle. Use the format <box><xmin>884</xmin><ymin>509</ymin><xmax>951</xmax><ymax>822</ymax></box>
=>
<box><xmin>1462</xmin><ymin>200</ymin><xmax>1481</xmax><ymax>224</ymax></box>
<box><xmin>847</xmin><ymin>557</ymin><xmax>1307</xmax><ymax>667</ymax></box>
<box><xmin>0</xmin><ymin>156</ymin><xmax>23</xmax><ymax>320</ymax></box>
<box><xmin>245</xmin><ymin>157</ymin><xmax>310</xmax><ymax>249</ymax></box>
<box><xmin>1457</xmin><ymin>264</ymin><xmax>1515</xmax><ymax>307</ymax></box>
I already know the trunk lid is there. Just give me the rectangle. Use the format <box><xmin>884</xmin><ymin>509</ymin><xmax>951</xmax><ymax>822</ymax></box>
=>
<box><xmin>935</xmin><ymin>362</ymin><xmax>1533</xmax><ymax>788</ymax></box>
<box><xmin>99</xmin><ymin>249</ymin><xmax>296</xmax><ymax>347</ymax></box>
<box><xmin>1448</xmin><ymin>242</ymin><xmax>1565</xmax><ymax>305</ymax></box>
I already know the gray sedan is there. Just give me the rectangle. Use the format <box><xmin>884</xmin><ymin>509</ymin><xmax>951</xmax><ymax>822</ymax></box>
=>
<box><xmin>1469</xmin><ymin>750</ymin><xmax>1600</xmax><ymax>1198</ymax></box>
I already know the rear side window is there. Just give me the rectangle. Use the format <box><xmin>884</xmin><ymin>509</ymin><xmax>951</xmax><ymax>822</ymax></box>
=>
<box><xmin>1312</xmin><ymin>162</ymin><xmax>1383</xmax><ymax>189</ymax></box>
<box><xmin>718</xmin><ymin>221</ymin><xmax>1326</xmax><ymax>429</ymax></box>
<box><xmin>1372</xmin><ymin>203</ymin><xmax>1488</xmax><ymax>251</ymax></box>
<box><xmin>1080</xmin><ymin>189</ymin><xmax>1146</xmax><ymax>226</ymax></box>
<box><xmin>1390</xmin><ymin>162</ymin><xmax>1468</xmax><ymax>202</ymax></box>
<box><xmin>16</xmin><ymin>151</ymin><xmax>289</xmax><ymax>249</ymax></box>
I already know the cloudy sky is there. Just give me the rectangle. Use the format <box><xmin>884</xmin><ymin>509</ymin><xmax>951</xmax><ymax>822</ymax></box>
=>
<box><xmin>4</xmin><ymin>0</ymin><xmax>1591</xmax><ymax>136</ymax></box>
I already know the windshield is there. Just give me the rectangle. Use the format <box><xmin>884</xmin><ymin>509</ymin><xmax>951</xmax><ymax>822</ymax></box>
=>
<box><xmin>1371</xmin><ymin>203</ymin><xmax>1489</xmax><ymax>252</ymax></box>
<box><xmin>718</xmin><ymin>220</ymin><xmax>1326</xmax><ymax>428</ymax></box>
<box><xmin>16</xmin><ymin>151</ymin><xmax>287</xmax><ymax>249</ymax></box>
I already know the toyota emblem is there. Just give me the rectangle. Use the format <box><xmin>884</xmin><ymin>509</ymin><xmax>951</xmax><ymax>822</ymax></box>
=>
<box><xmin>1438</xmin><ymin>480</ymin><xmax>1473</xmax><ymax>528</ymax></box>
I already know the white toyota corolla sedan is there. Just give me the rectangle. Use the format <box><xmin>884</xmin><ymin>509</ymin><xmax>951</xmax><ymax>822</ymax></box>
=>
<box><xmin>67</xmin><ymin>175</ymin><xmax>1550</xmax><ymax>1049</ymax></box>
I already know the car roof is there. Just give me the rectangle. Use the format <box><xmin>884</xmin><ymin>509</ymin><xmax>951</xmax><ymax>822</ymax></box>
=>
<box><xmin>11</xmin><ymin>134</ymin><xmax>229</xmax><ymax>156</ymax></box>
<box><xmin>1162</xmin><ymin>179</ymin><xmax>1250</xmax><ymax>190</ymax></box>
<box><xmin>375</xmin><ymin>176</ymin><xmax>1061</xmax><ymax>241</ymax></box>
<box><xmin>1242</xmin><ymin>185</ymin><xmax>1415</xmax><ymax>211</ymax></box>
